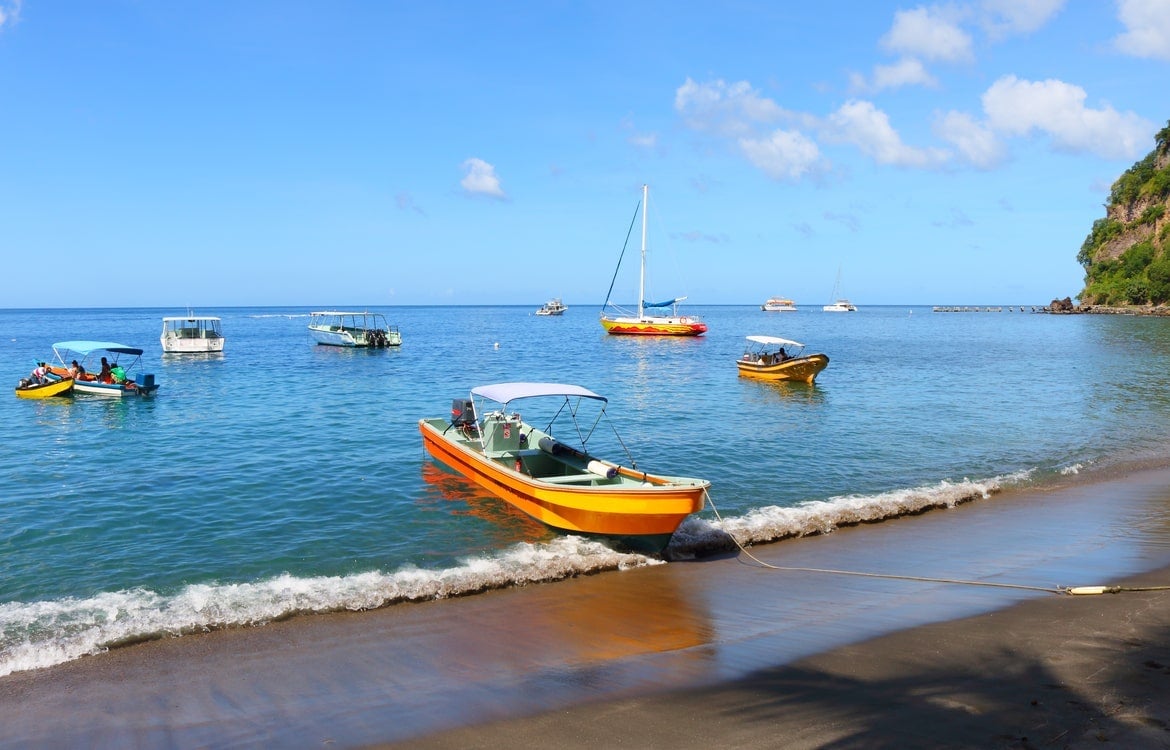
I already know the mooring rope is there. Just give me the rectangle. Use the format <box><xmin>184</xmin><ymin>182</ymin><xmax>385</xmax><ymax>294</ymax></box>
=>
<box><xmin>700</xmin><ymin>489</ymin><xmax>1170</xmax><ymax>596</ymax></box>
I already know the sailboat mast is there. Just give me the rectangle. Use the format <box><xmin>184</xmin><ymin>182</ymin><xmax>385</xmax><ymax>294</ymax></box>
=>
<box><xmin>638</xmin><ymin>183</ymin><xmax>648</xmax><ymax>319</ymax></box>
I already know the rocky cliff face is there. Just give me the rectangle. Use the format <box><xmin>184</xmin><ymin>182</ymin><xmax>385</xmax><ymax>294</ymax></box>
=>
<box><xmin>1078</xmin><ymin>122</ymin><xmax>1170</xmax><ymax>306</ymax></box>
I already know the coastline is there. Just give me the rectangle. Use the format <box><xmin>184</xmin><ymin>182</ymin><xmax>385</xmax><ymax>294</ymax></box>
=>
<box><xmin>405</xmin><ymin>565</ymin><xmax>1170</xmax><ymax>749</ymax></box>
<box><xmin>2</xmin><ymin>464</ymin><xmax>1170</xmax><ymax>748</ymax></box>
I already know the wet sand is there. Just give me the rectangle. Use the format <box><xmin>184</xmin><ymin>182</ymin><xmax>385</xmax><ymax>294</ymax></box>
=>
<box><xmin>3</xmin><ymin>466</ymin><xmax>1170</xmax><ymax>748</ymax></box>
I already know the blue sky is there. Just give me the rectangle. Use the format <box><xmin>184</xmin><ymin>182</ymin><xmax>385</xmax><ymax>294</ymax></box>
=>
<box><xmin>2</xmin><ymin>1</ymin><xmax>1168</xmax><ymax>308</ymax></box>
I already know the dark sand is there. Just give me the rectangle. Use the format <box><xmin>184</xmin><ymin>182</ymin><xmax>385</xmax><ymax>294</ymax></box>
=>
<box><xmin>3</xmin><ymin>467</ymin><xmax>1170</xmax><ymax>749</ymax></box>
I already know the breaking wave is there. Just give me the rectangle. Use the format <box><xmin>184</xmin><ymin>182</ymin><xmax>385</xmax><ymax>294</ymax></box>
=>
<box><xmin>0</xmin><ymin>537</ymin><xmax>659</xmax><ymax>678</ymax></box>
<box><xmin>1</xmin><ymin>470</ymin><xmax>1032</xmax><ymax>678</ymax></box>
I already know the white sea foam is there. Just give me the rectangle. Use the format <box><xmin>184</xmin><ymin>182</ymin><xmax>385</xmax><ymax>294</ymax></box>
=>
<box><xmin>0</xmin><ymin>537</ymin><xmax>658</xmax><ymax>677</ymax></box>
<box><xmin>0</xmin><ymin>472</ymin><xmax>1036</xmax><ymax>677</ymax></box>
<box><xmin>1060</xmin><ymin>463</ymin><xmax>1084</xmax><ymax>475</ymax></box>
<box><xmin>668</xmin><ymin>470</ymin><xmax>1035</xmax><ymax>557</ymax></box>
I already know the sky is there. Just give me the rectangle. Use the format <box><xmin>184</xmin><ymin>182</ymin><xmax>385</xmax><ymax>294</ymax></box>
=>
<box><xmin>1</xmin><ymin>1</ymin><xmax>1169</xmax><ymax>308</ymax></box>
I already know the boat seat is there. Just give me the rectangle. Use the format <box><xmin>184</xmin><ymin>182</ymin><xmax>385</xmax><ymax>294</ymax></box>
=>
<box><xmin>539</xmin><ymin>473</ymin><xmax>600</xmax><ymax>484</ymax></box>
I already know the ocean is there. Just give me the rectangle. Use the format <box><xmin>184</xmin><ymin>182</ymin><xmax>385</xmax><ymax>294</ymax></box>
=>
<box><xmin>4</xmin><ymin>304</ymin><xmax>1170</xmax><ymax>677</ymax></box>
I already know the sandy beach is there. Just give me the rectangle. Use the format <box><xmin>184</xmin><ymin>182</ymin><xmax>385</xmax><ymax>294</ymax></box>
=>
<box><xmin>3</xmin><ymin>465</ymin><xmax>1170</xmax><ymax>749</ymax></box>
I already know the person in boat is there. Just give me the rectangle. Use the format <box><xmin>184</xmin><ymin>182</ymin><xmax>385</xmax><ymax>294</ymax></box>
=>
<box><xmin>110</xmin><ymin>364</ymin><xmax>126</xmax><ymax>384</ymax></box>
<box><xmin>68</xmin><ymin>360</ymin><xmax>81</xmax><ymax>378</ymax></box>
<box><xmin>98</xmin><ymin>357</ymin><xmax>112</xmax><ymax>384</ymax></box>
<box><xmin>76</xmin><ymin>364</ymin><xmax>88</xmax><ymax>380</ymax></box>
<box><xmin>777</xmin><ymin>347</ymin><xmax>789</xmax><ymax>362</ymax></box>
<box><xmin>30</xmin><ymin>362</ymin><xmax>49</xmax><ymax>384</ymax></box>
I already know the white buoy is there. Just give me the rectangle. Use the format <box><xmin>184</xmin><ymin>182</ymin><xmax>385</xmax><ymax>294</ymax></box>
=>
<box><xmin>494</xmin><ymin>342</ymin><xmax>500</xmax><ymax>349</ymax></box>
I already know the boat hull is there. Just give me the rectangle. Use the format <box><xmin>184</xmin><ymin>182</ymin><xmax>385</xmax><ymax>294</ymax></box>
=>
<box><xmin>15</xmin><ymin>378</ymin><xmax>73</xmax><ymax>399</ymax></box>
<box><xmin>736</xmin><ymin>353</ymin><xmax>830</xmax><ymax>383</ymax></box>
<box><xmin>418</xmin><ymin>418</ymin><xmax>707</xmax><ymax>552</ymax></box>
<box><xmin>308</xmin><ymin>327</ymin><xmax>403</xmax><ymax>347</ymax></box>
<box><xmin>161</xmin><ymin>336</ymin><xmax>224</xmax><ymax>353</ymax></box>
<box><xmin>72</xmin><ymin>380</ymin><xmax>158</xmax><ymax>398</ymax></box>
<box><xmin>600</xmin><ymin>316</ymin><xmax>707</xmax><ymax>336</ymax></box>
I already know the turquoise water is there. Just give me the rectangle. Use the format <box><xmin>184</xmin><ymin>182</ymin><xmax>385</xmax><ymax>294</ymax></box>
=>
<box><xmin>4</xmin><ymin>305</ymin><xmax>1170</xmax><ymax>675</ymax></box>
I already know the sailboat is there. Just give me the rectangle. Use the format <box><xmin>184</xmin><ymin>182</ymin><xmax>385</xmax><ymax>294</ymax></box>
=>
<box><xmin>600</xmin><ymin>184</ymin><xmax>707</xmax><ymax>336</ymax></box>
<box><xmin>823</xmin><ymin>266</ymin><xmax>858</xmax><ymax>312</ymax></box>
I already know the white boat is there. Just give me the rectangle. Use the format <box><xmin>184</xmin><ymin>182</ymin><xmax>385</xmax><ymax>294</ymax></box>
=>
<box><xmin>535</xmin><ymin>298</ymin><xmax>568</xmax><ymax>316</ymax></box>
<box><xmin>823</xmin><ymin>267</ymin><xmax>857</xmax><ymax>312</ymax></box>
<box><xmin>48</xmin><ymin>341</ymin><xmax>160</xmax><ymax>398</ymax></box>
<box><xmin>161</xmin><ymin>315</ymin><xmax>224</xmax><ymax>353</ymax></box>
<box><xmin>761</xmin><ymin>297</ymin><xmax>797</xmax><ymax>312</ymax></box>
<box><xmin>599</xmin><ymin>185</ymin><xmax>707</xmax><ymax>336</ymax></box>
<box><xmin>308</xmin><ymin>311</ymin><xmax>402</xmax><ymax>348</ymax></box>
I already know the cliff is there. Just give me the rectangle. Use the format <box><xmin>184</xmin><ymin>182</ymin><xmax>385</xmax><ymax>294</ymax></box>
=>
<box><xmin>1077</xmin><ymin>120</ymin><xmax>1170</xmax><ymax>306</ymax></box>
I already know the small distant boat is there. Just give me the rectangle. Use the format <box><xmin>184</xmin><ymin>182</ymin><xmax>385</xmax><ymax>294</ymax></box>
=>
<box><xmin>15</xmin><ymin>376</ymin><xmax>73</xmax><ymax>399</ymax></box>
<box><xmin>600</xmin><ymin>185</ymin><xmax>707</xmax><ymax>336</ymax></box>
<box><xmin>161</xmin><ymin>314</ymin><xmax>224</xmax><ymax>353</ymax></box>
<box><xmin>535</xmin><ymin>298</ymin><xmax>568</xmax><ymax>316</ymax></box>
<box><xmin>823</xmin><ymin>266</ymin><xmax>857</xmax><ymax>312</ymax></box>
<box><xmin>736</xmin><ymin>335</ymin><xmax>829</xmax><ymax>384</ymax></box>
<box><xmin>761</xmin><ymin>297</ymin><xmax>797</xmax><ymax>312</ymax></box>
<box><xmin>48</xmin><ymin>341</ymin><xmax>159</xmax><ymax>398</ymax></box>
<box><xmin>308</xmin><ymin>311</ymin><xmax>402</xmax><ymax>348</ymax></box>
<box><xmin>419</xmin><ymin>382</ymin><xmax>709</xmax><ymax>553</ymax></box>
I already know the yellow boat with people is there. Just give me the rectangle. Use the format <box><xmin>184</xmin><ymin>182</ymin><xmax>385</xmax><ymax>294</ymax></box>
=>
<box><xmin>736</xmin><ymin>335</ymin><xmax>830</xmax><ymax>384</ymax></box>
<box><xmin>419</xmin><ymin>382</ymin><xmax>709</xmax><ymax>553</ymax></box>
<box><xmin>15</xmin><ymin>372</ymin><xmax>73</xmax><ymax>399</ymax></box>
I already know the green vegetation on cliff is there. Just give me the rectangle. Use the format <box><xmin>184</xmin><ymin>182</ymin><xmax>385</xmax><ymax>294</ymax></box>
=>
<box><xmin>1079</xmin><ymin>121</ymin><xmax>1170</xmax><ymax>305</ymax></box>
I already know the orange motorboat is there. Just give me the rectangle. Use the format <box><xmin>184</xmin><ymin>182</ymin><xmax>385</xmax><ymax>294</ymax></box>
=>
<box><xmin>419</xmin><ymin>382</ymin><xmax>709</xmax><ymax>553</ymax></box>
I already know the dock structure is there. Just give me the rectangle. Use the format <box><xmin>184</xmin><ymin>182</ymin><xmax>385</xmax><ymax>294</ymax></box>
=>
<box><xmin>931</xmin><ymin>305</ymin><xmax>1042</xmax><ymax>313</ymax></box>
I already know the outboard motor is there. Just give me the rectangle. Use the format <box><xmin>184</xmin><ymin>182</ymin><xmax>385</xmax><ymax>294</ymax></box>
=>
<box><xmin>451</xmin><ymin>399</ymin><xmax>475</xmax><ymax>426</ymax></box>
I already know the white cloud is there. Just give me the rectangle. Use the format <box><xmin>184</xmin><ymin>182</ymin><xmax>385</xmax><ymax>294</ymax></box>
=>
<box><xmin>627</xmin><ymin>132</ymin><xmax>658</xmax><ymax>150</ymax></box>
<box><xmin>851</xmin><ymin>57</ymin><xmax>938</xmax><ymax>94</ymax></box>
<box><xmin>880</xmin><ymin>6</ymin><xmax>973</xmax><ymax>63</ymax></box>
<box><xmin>935</xmin><ymin>110</ymin><xmax>1005</xmax><ymax>168</ymax></box>
<box><xmin>738</xmin><ymin>129</ymin><xmax>824</xmax><ymax>182</ymax></box>
<box><xmin>1113</xmin><ymin>0</ymin><xmax>1170</xmax><ymax>61</ymax></box>
<box><xmin>825</xmin><ymin>100</ymin><xmax>950</xmax><ymax>168</ymax></box>
<box><xmin>979</xmin><ymin>0</ymin><xmax>1065</xmax><ymax>38</ymax></box>
<box><xmin>874</xmin><ymin>57</ymin><xmax>938</xmax><ymax>90</ymax></box>
<box><xmin>459</xmin><ymin>158</ymin><xmax>506</xmax><ymax>199</ymax></box>
<box><xmin>0</xmin><ymin>0</ymin><xmax>22</xmax><ymax>29</ymax></box>
<box><xmin>674</xmin><ymin>77</ymin><xmax>787</xmax><ymax>137</ymax></box>
<box><xmin>982</xmin><ymin>75</ymin><xmax>1153</xmax><ymax>159</ymax></box>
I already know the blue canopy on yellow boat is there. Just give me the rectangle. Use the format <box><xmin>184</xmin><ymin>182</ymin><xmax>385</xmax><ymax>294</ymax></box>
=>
<box><xmin>471</xmin><ymin>382</ymin><xmax>607</xmax><ymax>405</ymax></box>
<box><xmin>52</xmin><ymin>341</ymin><xmax>145</xmax><ymax>356</ymax></box>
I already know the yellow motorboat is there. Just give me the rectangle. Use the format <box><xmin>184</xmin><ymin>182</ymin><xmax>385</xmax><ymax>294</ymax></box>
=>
<box><xmin>419</xmin><ymin>382</ymin><xmax>709</xmax><ymax>553</ymax></box>
<box><xmin>15</xmin><ymin>376</ymin><xmax>73</xmax><ymax>399</ymax></box>
<box><xmin>736</xmin><ymin>335</ymin><xmax>829</xmax><ymax>384</ymax></box>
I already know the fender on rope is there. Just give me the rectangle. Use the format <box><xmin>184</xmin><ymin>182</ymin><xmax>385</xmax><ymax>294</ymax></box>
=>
<box><xmin>700</xmin><ymin>489</ymin><xmax>1170</xmax><ymax>597</ymax></box>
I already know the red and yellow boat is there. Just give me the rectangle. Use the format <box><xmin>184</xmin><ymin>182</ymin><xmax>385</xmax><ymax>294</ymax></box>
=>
<box><xmin>599</xmin><ymin>184</ymin><xmax>707</xmax><ymax>337</ymax></box>
<box><xmin>419</xmin><ymin>382</ymin><xmax>709</xmax><ymax>553</ymax></box>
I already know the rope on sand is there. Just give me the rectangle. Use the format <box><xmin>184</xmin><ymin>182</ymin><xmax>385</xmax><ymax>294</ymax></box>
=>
<box><xmin>700</xmin><ymin>490</ymin><xmax>1170</xmax><ymax>597</ymax></box>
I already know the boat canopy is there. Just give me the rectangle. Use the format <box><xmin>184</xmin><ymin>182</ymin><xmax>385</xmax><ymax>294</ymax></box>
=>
<box><xmin>53</xmin><ymin>341</ymin><xmax>145</xmax><ymax>356</ymax></box>
<box><xmin>310</xmin><ymin>310</ymin><xmax>380</xmax><ymax>316</ymax></box>
<box><xmin>746</xmin><ymin>335</ymin><xmax>804</xmax><ymax>348</ymax></box>
<box><xmin>471</xmin><ymin>382</ymin><xmax>607</xmax><ymax>405</ymax></box>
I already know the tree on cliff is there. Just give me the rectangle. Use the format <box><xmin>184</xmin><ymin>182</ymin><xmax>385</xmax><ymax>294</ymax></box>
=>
<box><xmin>1079</xmin><ymin>119</ymin><xmax>1170</xmax><ymax>306</ymax></box>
